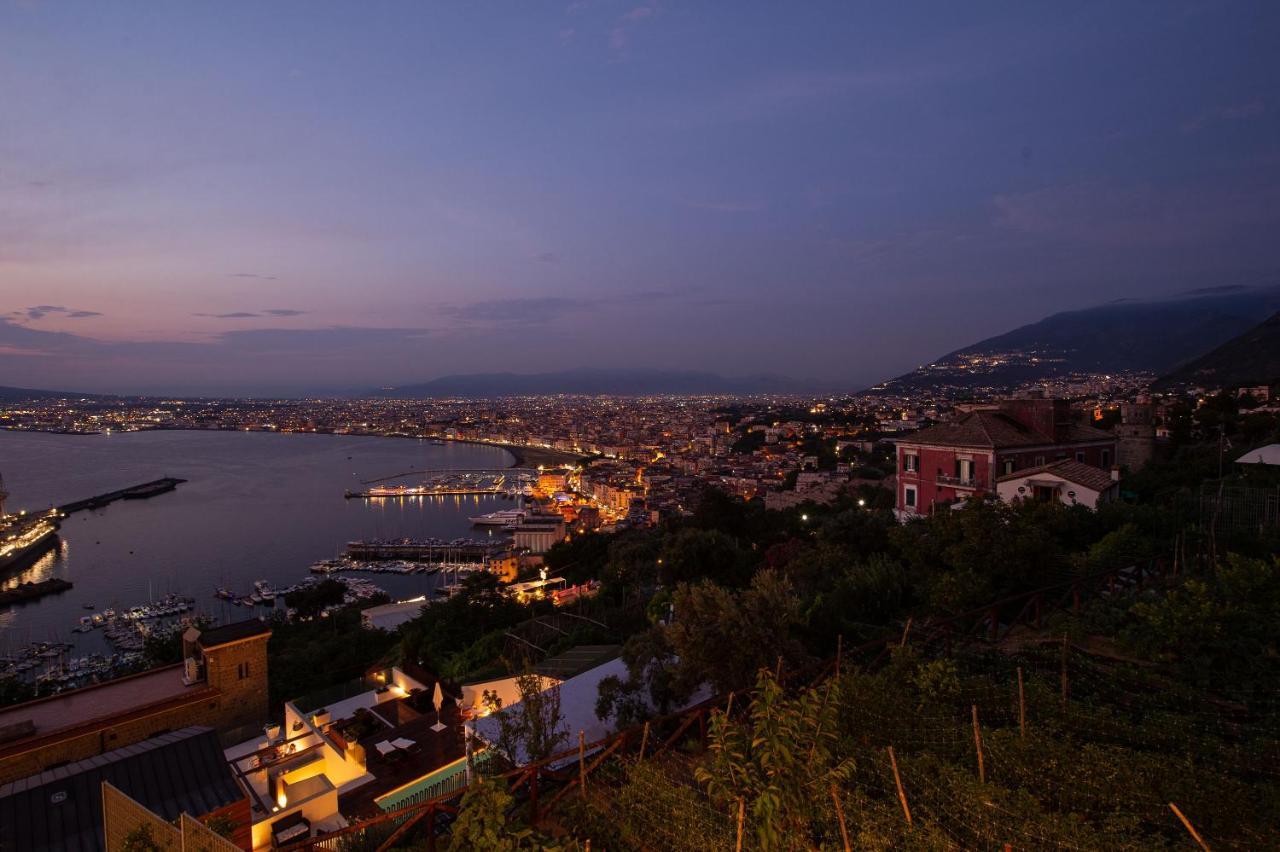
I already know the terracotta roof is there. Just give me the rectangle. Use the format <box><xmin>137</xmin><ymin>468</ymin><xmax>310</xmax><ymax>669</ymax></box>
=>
<box><xmin>0</xmin><ymin>664</ymin><xmax>211</xmax><ymax>751</ymax></box>
<box><xmin>997</xmin><ymin>459</ymin><xmax>1117</xmax><ymax>492</ymax></box>
<box><xmin>898</xmin><ymin>411</ymin><xmax>1113</xmax><ymax>450</ymax></box>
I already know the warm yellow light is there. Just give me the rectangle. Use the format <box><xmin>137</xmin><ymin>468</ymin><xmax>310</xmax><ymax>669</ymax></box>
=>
<box><xmin>277</xmin><ymin>791</ymin><xmax>288</xmax><ymax>808</ymax></box>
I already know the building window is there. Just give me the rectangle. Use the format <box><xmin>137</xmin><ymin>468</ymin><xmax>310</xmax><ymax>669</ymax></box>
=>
<box><xmin>1034</xmin><ymin>456</ymin><xmax>1045</xmax><ymax>467</ymax></box>
<box><xmin>902</xmin><ymin>453</ymin><xmax>918</xmax><ymax>473</ymax></box>
<box><xmin>1075</xmin><ymin>451</ymin><xmax>1085</xmax><ymax>463</ymax></box>
<box><xmin>237</xmin><ymin>661</ymin><xmax>250</xmax><ymax>680</ymax></box>
<box><xmin>1002</xmin><ymin>459</ymin><xmax>1015</xmax><ymax>475</ymax></box>
<box><xmin>1101</xmin><ymin>449</ymin><xmax>1111</xmax><ymax>468</ymax></box>
<box><xmin>904</xmin><ymin>486</ymin><xmax>917</xmax><ymax>508</ymax></box>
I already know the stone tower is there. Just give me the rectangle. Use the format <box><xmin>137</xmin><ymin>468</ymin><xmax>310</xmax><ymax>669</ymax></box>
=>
<box><xmin>1116</xmin><ymin>399</ymin><xmax>1156</xmax><ymax>472</ymax></box>
<box><xmin>182</xmin><ymin>619</ymin><xmax>272</xmax><ymax>733</ymax></box>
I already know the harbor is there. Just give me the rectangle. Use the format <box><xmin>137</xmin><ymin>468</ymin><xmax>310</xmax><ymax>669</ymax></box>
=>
<box><xmin>0</xmin><ymin>428</ymin><xmax>516</xmax><ymax>665</ymax></box>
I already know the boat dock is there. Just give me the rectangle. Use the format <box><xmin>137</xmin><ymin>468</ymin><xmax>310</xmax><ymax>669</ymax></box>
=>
<box><xmin>345</xmin><ymin>538</ymin><xmax>500</xmax><ymax>562</ymax></box>
<box><xmin>59</xmin><ymin>477</ymin><xmax>187</xmax><ymax>514</ymax></box>
<box><xmin>359</xmin><ymin>467</ymin><xmax>537</xmax><ymax>485</ymax></box>
<box><xmin>346</xmin><ymin>468</ymin><xmax>539</xmax><ymax>499</ymax></box>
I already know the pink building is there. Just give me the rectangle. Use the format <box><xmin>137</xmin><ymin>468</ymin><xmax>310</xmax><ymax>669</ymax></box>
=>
<box><xmin>893</xmin><ymin>399</ymin><xmax>1116</xmax><ymax>518</ymax></box>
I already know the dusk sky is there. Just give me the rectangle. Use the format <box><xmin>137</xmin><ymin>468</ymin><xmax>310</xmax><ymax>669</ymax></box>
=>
<box><xmin>2</xmin><ymin>2</ymin><xmax>1278</xmax><ymax>395</ymax></box>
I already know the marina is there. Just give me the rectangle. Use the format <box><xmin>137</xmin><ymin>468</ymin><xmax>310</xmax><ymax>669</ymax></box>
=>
<box><xmin>345</xmin><ymin>468</ymin><xmax>538</xmax><ymax>499</ymax></box>
<box><xmin>344</xmin><ymin>537</ymin><xmax>502</xmax><ymax>562</ymax></box>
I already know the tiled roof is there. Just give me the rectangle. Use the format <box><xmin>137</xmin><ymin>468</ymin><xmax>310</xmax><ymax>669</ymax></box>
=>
<box><xmin>997</xmin><ymin>459</ymin><xmax>1117</xmax><ymax>493</ymax></box>
<box><xmin>898</xmin><ymin>411</ymin><xmax>1113</xmax><ymax>450</ymax></box>
<box><xmin>0</xmin><ymin>726</ymin><xmax>243</xmax><ymax>852</ymax></box>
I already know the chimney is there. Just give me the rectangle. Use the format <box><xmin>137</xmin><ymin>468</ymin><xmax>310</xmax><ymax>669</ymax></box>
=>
<box><xmin>1110</xmin><ymin>466</ymin><xmax>1121</xmax><ymax>482</ymax></box>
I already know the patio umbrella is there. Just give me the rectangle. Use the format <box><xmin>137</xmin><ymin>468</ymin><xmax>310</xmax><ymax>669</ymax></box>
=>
<box><xmin>431</xmin><ymin>682</ymin><xmax>448</xmax><ymax>732</ymax></box>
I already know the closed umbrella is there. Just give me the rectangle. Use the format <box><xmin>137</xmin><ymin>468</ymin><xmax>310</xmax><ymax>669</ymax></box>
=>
<box><xmin>431</xmin><ymin>681</ymin><xmax>448</xmax><ymax>732</ymax></box>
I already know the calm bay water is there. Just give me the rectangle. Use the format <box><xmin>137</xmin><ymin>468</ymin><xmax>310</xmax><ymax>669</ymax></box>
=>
<box><xmin>0</xmin><ymin>430</ymin><xmax>515</xmax><ymax>649</ymax></box>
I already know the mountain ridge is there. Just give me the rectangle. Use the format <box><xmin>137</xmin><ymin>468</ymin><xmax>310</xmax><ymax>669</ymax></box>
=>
<box><xmin>1153</xmin><ymin>311</ymin><xmax>1280</xmax><ymax>390</ymax></box>
<box><xmin>874</xmin><ymin>285</ymin><xmax>1280</xmax><ymax>393</ymax></box>
<box><xmin>368</xmin><ymin>368</ymin><xmax>811</xmax><ymax>398</ymax></box>
<box><xmin>0</xmin><ymin>385</ymin><xmax>104</xmax><ymax>401</ymax></box>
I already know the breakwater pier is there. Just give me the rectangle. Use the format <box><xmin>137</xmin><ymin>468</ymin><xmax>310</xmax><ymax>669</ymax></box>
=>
<box><xmin>59</xmin><ymin>477</ymin><xmax>187</xmax><ymax>514</ymax></box>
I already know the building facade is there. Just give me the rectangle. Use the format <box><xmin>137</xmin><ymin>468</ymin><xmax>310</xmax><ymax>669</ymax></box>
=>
<box><xmin>894</xmin><ymin>398</ymin><xmax>1117</xmax><ymax>518</ymax></box>
<box><xmin>0</xmin><ymin>620</ymin><xmax>270</xmax><ymax>784</ymax></box>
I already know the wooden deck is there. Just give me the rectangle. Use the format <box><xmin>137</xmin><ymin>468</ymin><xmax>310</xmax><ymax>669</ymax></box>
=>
<box><xmin>338</xmin><ymin>698</ymin><xmax>466</xmax><ymax>818</ymax></box>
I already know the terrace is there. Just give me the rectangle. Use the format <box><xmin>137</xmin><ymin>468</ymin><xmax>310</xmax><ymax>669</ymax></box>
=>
<box><xmin>226</xmin><ymin>665</ymin><xmax>467</xmax><ymax>849</ymax></box>
<box><xmin>0</xmin><ymin>664</ymin><xmax>213</xmax><ymax>755</ymax></box>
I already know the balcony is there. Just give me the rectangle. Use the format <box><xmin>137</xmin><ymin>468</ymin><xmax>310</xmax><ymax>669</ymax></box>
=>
<box><xmin>936</xmin><ymin>474</ymin><xmax>982</xmax><ymax>490</ymax></box>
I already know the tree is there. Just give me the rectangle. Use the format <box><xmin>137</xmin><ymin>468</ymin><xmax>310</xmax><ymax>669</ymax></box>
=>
<box><xmin>598</xmin><ymin>531</ymin><xmax>661</xmax><ymax>602</ymax></box>
<box><xmin>658</xmin><ymin>527</ymin><xmax>753</xmax><ymax>587</ymax></box>
<box><xmin>480</xmin><ymin>669</ymin><xmax>569</xmax><ymax>767</ymax></box>
<box><xmin>283</xmin><ymin>579</ymin><xmax>347</xmax><ymax>618</ymax></box>
<box><xmin>543</xmin><ymin>531</ymin><xmax>611</xmax><ymax>584</ymax></box>
<box><xmin>446</xmin><ymin>775</ymin><xmax>554</xmax><ymax>851</ymax></box>
<box><xmin>400</xmin><ymin>573</ymin><xmax>531</xmax><ymax>673</ymax></box>
<box><xmin>695</xmin><ymin>669</ymin><xmax>855</xmax><ymax>851</ymax></box>
<box><xmin>201</xmin><ymin>814</ymin><xmax>238</xmax><ymax>840</ymax></box>
<box><xmin>596</xmin><ymin>569</ymin><xmax>804</xmax><ymax>725</ymax></box>
<box><xmin>121</xmin><ymin>824</ymin><xmax>171</xmax><ymax>852</ymax></box>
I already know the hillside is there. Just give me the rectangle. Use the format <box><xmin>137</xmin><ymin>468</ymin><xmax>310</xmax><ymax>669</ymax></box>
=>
<box><xmin>0</xmin><ymin>385</ymin><xmax>100</xmax><ymax>401</ymax></box>
<box><xmin>1154</xmin><ymin>311</ymin><xmax>1280</xmax><ymax>390</ymax></box>
<box><xmin>369</xmin><ymin>368</ymin><xmax>808</xmax><ymax>398</ymax></box>
<box><xmin>875</xmin><ymin>285</ymin><xmax>1280</xmax><ymax>393</ymax></box>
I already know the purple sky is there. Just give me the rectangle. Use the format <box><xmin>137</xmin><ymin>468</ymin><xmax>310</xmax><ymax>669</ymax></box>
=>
<box><xmin>2</xmin><ymin>2</ymin><xmax>1279</xmax><ymax>395</ymax></box>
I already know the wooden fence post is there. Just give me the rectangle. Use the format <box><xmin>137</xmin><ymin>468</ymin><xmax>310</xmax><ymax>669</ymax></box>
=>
<box><xmin>1169</xmin><ymin>802</ymin><xmax>1211</xmax><ymax>851</ymax></box>
<box><xmin>830</xmin><ymin>785</ymin><xmax>851</xmax><ymax>852</ymax></box>
<box><xmin>638</xmin><ymin>721</ymin><xmax>650</xmax><ymax>760</ymax></box>
<box><xmin>1017</xmin><ymin>667</ymin><xmax>1026</xmax><ymax>739</ymax></box>
<box><xmin>736</xmin><ymin>797</ymin><xmax>746</xmax><ymax>852</ymax></box>
<box><xmin>972</xmin><ymin>705</ymin><xmax>985</xmax><ymax>784</ymax></box>
<box><xmin>529</xmin><ymin>768</ymin><xmax>538</xmax><ymax>825</ymax></box>
<box><xmin>578</xmin><ymin>730</ymin><xmax>586</xmax><ymax>798</ymax></box>
<box><xmin>1060</xmin><ymin>635</ymin><xmax>1070</xmax><ymax>713</ymax></box>
<box><xmin>887</xmin><ymin>746</ymin><xmax>912</xmax><ymax>827</ymax></box>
